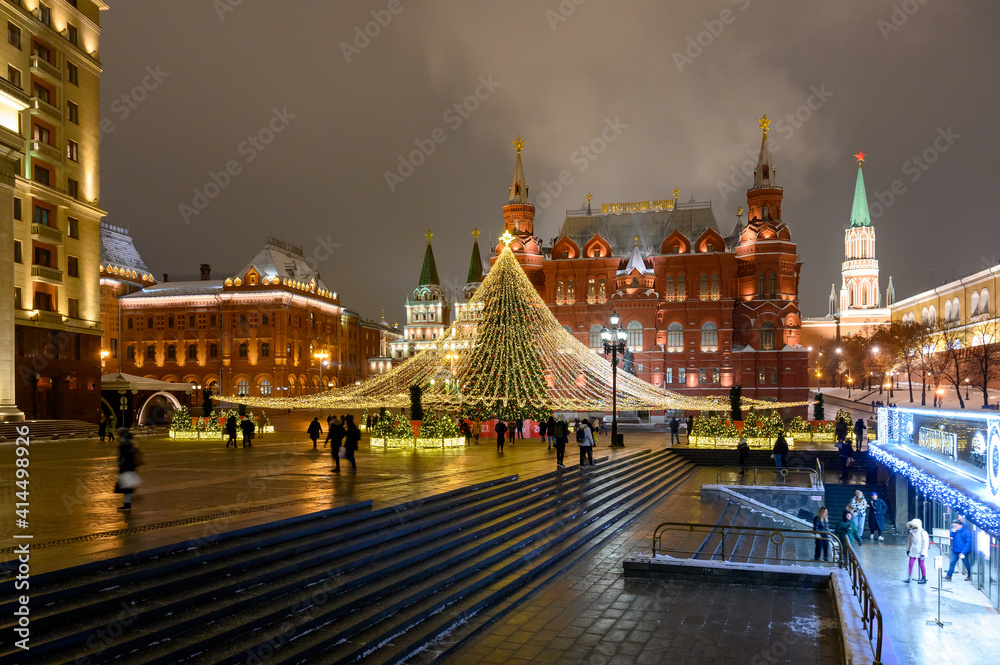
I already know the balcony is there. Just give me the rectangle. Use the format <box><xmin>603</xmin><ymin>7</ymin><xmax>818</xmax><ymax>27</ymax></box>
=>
<box><xmin>31</xmin><ymin>265</ymin><xmax>63</xmax><ymax>284</ymax></box>
<box><xmin>29</xmin><ymin>55</ymin><xmax>62</xmax><ymax>82</ymax></box>
<box><xmin>30</xmin><ymin>223</ymin><xmax>62</xmax><ymax>244</ymax></box>
<box><xmin>30</xmin><ymin>96</ymin><xmax>62</xmax><ymax>123</ymax></box>
<box><xmin>29</xmin><ymin>138</ymin><xmax>63</xmax><ymax>164</ymax></box>
<box><xmin>34</xmin><ymin>310</ymin><xmax>63</xmax><ymax>326</ymax></box>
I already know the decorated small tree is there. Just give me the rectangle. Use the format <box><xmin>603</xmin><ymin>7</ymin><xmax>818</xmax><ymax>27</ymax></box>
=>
<box><xmin>409</xmin><ymin>385</ymin><xmax>424</xmax><ymax>422</ymax></box>
<box><xmin>729</xmin><ymin>385</ymin><xmax>743</xmax><ymax>422</ymax></box>
<box><xmin>812</xmin><ymin>392</ymin><xmax>825</xmax><ymax>421</ymax></box>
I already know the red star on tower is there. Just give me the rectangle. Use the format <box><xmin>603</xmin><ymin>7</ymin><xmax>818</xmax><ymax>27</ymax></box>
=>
<box><xmin>854</xmin><ymin>151</ymin><xmax>866</xmax><ymax>164</ymax></box>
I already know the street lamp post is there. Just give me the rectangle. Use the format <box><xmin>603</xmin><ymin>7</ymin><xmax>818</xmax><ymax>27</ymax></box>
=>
<box><xmin>966</xmin><ymin>377</ymin><xmax>970</xmax><ymax>401</ymax></box>
<box><xmin>601</xmin><ymin>310</ymin><xmax>627</xmax><ymax>448</ymax></box>
<box><xmin>314</xmin><ymin>351</ymin><xmax>330</xmax><ymax>392</ymax></box>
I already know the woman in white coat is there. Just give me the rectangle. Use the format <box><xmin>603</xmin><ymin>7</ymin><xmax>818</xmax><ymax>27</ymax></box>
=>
<box><xmin>905</xmin><ymin>518</ymin><xmax>929</xmax><ymax>584</ymax></box>
<box><xmin>578</xmin><ymin>420</ymin><xmax>595</xmax><ymax>467</ymax></box>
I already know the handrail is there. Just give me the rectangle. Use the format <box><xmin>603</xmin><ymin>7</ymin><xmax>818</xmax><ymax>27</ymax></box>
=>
<box><xmin>714</xmin><ymin>465</ymin><xmax>819</xmax><ymax>487</ymax></box>
<box><xmin>841</xmin><ymin>539</ymin><xmax>884</xmax><ymax>665</ymax></box>
<box><xmin>651</xmin><ymin>521</ymin><xmax>841</xmax><ymax>565</ymax></box>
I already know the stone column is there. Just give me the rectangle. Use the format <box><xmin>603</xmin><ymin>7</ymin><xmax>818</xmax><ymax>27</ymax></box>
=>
<box><xmin>894</xmin><ymin>472</ymin><xmax>910</xmax><ymax>531</ymax></box>
<box><xmin>0</xmin><ymin>122</ymin><xmax>25</xmax><ymax>421</ymax></box>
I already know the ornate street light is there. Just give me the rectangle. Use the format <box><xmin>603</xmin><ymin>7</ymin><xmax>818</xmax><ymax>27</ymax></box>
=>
<box><xmin>314</xmin><ymin>351</ymin><xmax>330</xmax><ymax>391</ymax></box>
<box><xmin>601</xmin><ymin>309</ymin><xmax>627</xmax><ymax>448</ymax></box>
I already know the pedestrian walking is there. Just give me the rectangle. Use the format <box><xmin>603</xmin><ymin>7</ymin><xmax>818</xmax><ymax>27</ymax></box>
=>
<box><xmin>107</xmin><ymin>413</ymin><xmax>117</xmax><ymax>442</ymax></box>
<box><xmin>495</xmin><ymin>419</ymin><xmax>507</xmax><ymax>452</ymax></box>
<box><xmin>835</xmin><ymin>418</ymin><xmax>848</xmax><ymax>444</ymax></box>
<box><xmin>538</xmin><ymin>418</ymin><xmax>547</xmax><ymax>445</ymax></box>
<box><xmin>849</xmin><ymin>490</ymin><xmax>867</xmax><ymax>542</ymax></box>
<box><xmin>868</xmin><ymin>492</ymin><xmax>887</xmax><ymax>541</ymax></box>
<box><xmin>669</xmin><ymin>417</ymin><xmax>680</xmax><ymax>446</ymax></box>
<box><xmin>460</xmin><ymin>420</ymin><xmax>472</xmax><ymax>446</ymax></box>
<box><xmin>854</xmin><ymin>418</ymin><xmax>868</xmax><ymax>452</ymax></box>
<box><xmin>577</xmin><ymin>418</ymin><xmax>595</xmax><ymax>467</ymax></box>
<box><xmin>871</xmin><ymin>400</ymin><xmax>875</xmax><ymax>414</ymax></box>
<box><xmin>240</xmin><ymin>416</ymin><xmax>255</xmax><ymax>447</ymax></box>
<box><xmin>905</xmin><ymin>518</ymin><xmax>929</xmax><ymax>583</ymax></box>
<box><xmin>507</xmin><ymin>420</ymin><xmax>516</xmax><ymax>446</ymax></box>
<box><xmin>737</xmin><ymin>436</ymin><xmax>749</xmax><ymax>475</ymax></box>
<box><xmin>226</xmin><ymin>414</ymin><xmax>238</xmax><ymax>448</ymax></box>
<box><xmin>813</xmin><ymin>507</ymin><xmax>831</xmax><ymax>561</ymax></box>
<box><xmin>838</xmin><ymin>437</ymin><xmax>853</xmax><ymax>481</ymax></box>
<box><xmin>307</xmin><ymin>417</ymin><xmax>322</xmax><ymax>448</ymax></box>
<box><xmin>328</xmin><ymin>416</ymin><xmax>346</xmax><ymax>472</ymax></box>
<box><xmin>546</xmin><ymin>415</ymin><xmax>556</xmax><ymax>450</ymax></box>
<box><xmin>834</xmin><ymin>510</ymin><xmax>856</xmax><ymax>555</ymax></box>
<box><xmin>772</xmin><ymin>432</ymin><xmax>789</xmax><ymax>470</ymax></box>
<box><xmin>343</xmin><ymin>415</ymin><xmax>360</xmax><ymax>473</ymax></box>
<box><xmin>114</xmin><ymin>430</ymin><xmax>143</xmax><ymax>511</ymax></box>
<box><xmin>99</xmin><ymin>412</ymin><xmax>108</xmax><ymax>442</ymax></box>
<box><xmin>686</xmin><ymin>416</ymin><xmax>694</xmax><ymax>440</ymax></box>
<box><xmin>515</xmin><ymin>418</ymin><xmax>524</xmax><ymax>439</ymax></box>
<box><xmin>473</xmin><ymin>419</ymin><xmax>481</xmax><ymax>445</ymax></box>
<box><xmin>946</xmin><ymin>519</ymin><xmax>973</xmax><ymax>581</ymax></box>
<box><xmin>599</xmin><ymin>418</ymin><xmax>607</xmax><ymax>435</ymax></box>
<box><xmin>592</xmin><ymin>417</ymin><xmax>601</xmax><ymax>437</ymax></box>
<box><xmin>555</xmin><ymin>416</ymin><xmax>567</xmax><ymax>467</ymax></box>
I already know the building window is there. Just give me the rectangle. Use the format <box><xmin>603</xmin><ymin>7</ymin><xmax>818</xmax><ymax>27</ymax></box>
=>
<box><xmin>667</xmin><ymin>322</ymin><xmax>683</xmax><ymax>352</ymax></box>
<box><xmin>760</xmin><ymin>322</ymin><xmax>776</xmax><ymax>351</ymax></box>
<box><xmin>758</xmin><ymin>273</ymin><xmax>766</xmax><ymax>298</ymax></box>
<box><xmin>700</xmin><ymin>274</ymin><xmax>708</xmax><ymax>300</ymax></box>
<box><xmin>261</xmin><ymin>342</ymin><xmax>270</xmax><ymax>357</ymax></box>
<box><xmin>39</xmin><ymin>4</ymin><xmax>52</xmax><ymax>27</ymax></box>
<box><xmin>68</xmin><ymin>179</ymin><xmax>80</xmax><ymax>199</ymax></box>
<box><xmin>666</xmin><ymin>276</ymin><xmax>674</xmax><ymax>300</ymax></box>
<box><xmin>8</xmin><ymin>23</ymin><xmax>21</xmax><ymax>49</ymax></box>
<box><xmin>700</xmin><ymin>322</ymin><xmax>718</xmax><ymax>352</ymax></box>
<box><xmin>626</xmin><ymin>321</ymin><xmax>643</xmax><ymax>350</ymax></box>
<box><xmin>13</xmin><ymin>197</ymin><xmax>21</xmax><ymax>221</ymax></box>
<box><xmin>67</xmin><ymin>255</ymin><xmax>79</xmax><ymax>277</ymax></box>
<box><xmin>713</xmin><ymin>368</ymin><xmax>720</xmax><ymax>384</ymax></box>
<box><xmin>758</xmin><ymin>367</ymin><xmax>766</xmax><ymax>384</ymax></box>
<box><xmin>146</xmin><ymin>345</ymin><xmax>155</xmax><ymax>360</ymax></box>
<box><xmin>562</xmin><ymin>251</ymin><xmax>569</xmax><ymax>258</ymax></box>
<box><xmin>127</xmin><ymin>345</ymin><xmax>135</xmax><ymax>361</ymax></box>
<box><xmin>771</xmin><ymin>367</ymin><xmax>778</xmax><ymax>384</ymax></box>
<box><xmin>167</xmin><ymin>345</ymin><xmax>176</xmax><ymax>361</ymax></box>
<box><xmin>711</xmin><ymin>273</ymin><xmax>719</xmax><ymax>300</ymax></box>
<box><xmin>665</xmin><ymin>368</ymin><xmax>672</xmax><ymax>384</ymax></box>
<box><xmin>14</xmin><ymin>241</ymin><xmax>21</xmax><ymax>264</ymax></box>
<box><xmin>68</xmin><ymin>297</ymin><xmax>79</xmax><ymax>319</ymax></box>
<box><xmin>699</xmin><ymin>368</ymin><xmax>707</xmax><ymax>384</ymax></box>
<box><xmin>33</xmin><ymin>165</ymin><xmax>51</xmax><ymax>187</ymax></box>
<box><xmin>67</xmin><ymin>101</ymin><xmax>79</xmax><ymax>124</ymax></box>
<box><xmin>32</xmin><ymin>123</ymin><xmax>51</xmax><ymax>144</ymax></box>
<box><xmin>188</xmin><ymin>315</ymin><xmax>195</xmax><ymax>328</ymax></box>
<box><xmin>67</xmin><ymin>62</ymin><xmax>78</xmax><ymax>85</ymax></box>
<box><xmin>167</xmin><ymin>316</ymin><xmax>174</xmax><ymax>328</ymax></box>
<box><xmin>587</xmin><ymin>277</ymin><xmax>596</xmax><ymax>304</ymax></box>
<box><xmin>67</xmin><ymin>140</ymin><xmax>79</xmax><ymax>162</ymax></box>
<box><xmin>678</xmin><ymin>368</ymin><xmax>686</xmax><ymax>384</ymax></box>
<box><xmin>209</xmin><ymin>343</ymin><xmax>218</xmax><ymax>358</ymax></box>
<box><xmin>8</xmin><ymin>65</ymin><xmax>21</xmax><ymax>88</ymax></box>
<box><xmin>238</xmin><ymin>342</ymin><xmax>249</xmax><ymax>358</ymax></box>
<box><xmin>982</xmin><ymin>289</ymin><xmax>990</xmax><ymax>314</ymax></box>
<box><xmin>187</xmin><ymin>344</ymin><xmax>198</xmax><ymax>360</ymax></box>
<box><xmin>210</xmin><ymin>314</ymin><xmax>217</xmax><ymax>327</ymax></box>
<box><xmin>127</xmin><ymin>318</ymin><xmax>133</xmax><ymax>329</ymax></box>
<box><xmin>589</xmin><ymin>324</ymin><xmax>603</xmax><ymax>349</ymax></box>
<box><xmin>110</xmin><ymin>339</ymin><xmax>117</xmax><ymax>358</ymax></box>
<box><xmin>237</xmin><ymin>380</ymin><xmax>250</xmax><ymax>396</ymax></box>
<box><xmin>769</xmin><ymin>273</ymin><xmax>777</xmax><ymax>299</ymax></box>
<box><xmin>678</xmin><ymin>275</ymin><xmax>685</xmax><ymax>299</ymax></box>
<box><xmin>672</xmin><ymin>244</ymin><xmax>680</xmax><ymax>254</ymax></box>
<box><xmin>259</xmin><ymin>380</ymin><xmax>272</xmax><ymax>396</ymax></box>
<box><xmin>67</xmin><ymin>23</ymin><xmax>78</xmax><ymax>46</ymax></box>
<box><xmin>147</xmin><ymin>316</ymin><xmax>153</xmax><ymax>329</ymax></box>
<box><xmin>68</xmin><ymin>217</ymin><xmax>78</xmax><ymax>238</ymax></box>
<box><xmin>598</xmin><ymin>277</ymin><xmax>606</xmax><ymax>303</ymax></box>
<box><xmin>567</xmin><ymin>279</ymin><xmax>575</xmax><ymax>304</ymax></box>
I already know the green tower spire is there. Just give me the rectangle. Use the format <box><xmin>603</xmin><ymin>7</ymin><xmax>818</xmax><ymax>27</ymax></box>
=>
<box><xmin>418</xmin><ymin>230</ymin><xmax>440</xmax><ymax>286</ymax></box>
<box><xmin>849</xmin><ymin>152</ymin><xmax>872</xmax><ymax>228</ymax></box>
<box><xmin>466</xmin><ymin>229</ymin><xmax>484</xmax><ymax>285</ymax></box>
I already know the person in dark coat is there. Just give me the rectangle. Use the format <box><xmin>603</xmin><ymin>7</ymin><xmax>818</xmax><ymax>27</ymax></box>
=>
<box><xmin>507</xmin><ymin>420</ymin><xmax>516</xmax><ymax>446</ymax></box>
<box><xmin>327</xmin><ymin>416</ymin><xmax>346</xmax><ymax>472</ymax></box>
<box><xmin>737</xmin><ymin>437</ymin><xmax>750</xmax><ymax>475</ymax></box>
<box><xmin>854</xmin><ymin>419</ymin><xmax>867</xmax><ymax>452</ymax></box>
<box><xmin>343</xmin><ymin>415</ymin><xmax>360</xmax><ymax>473</ymax></box>
<box><xmin>867</xmin><ymin>492</ymin><xmax>888</xmax><ymax>541</ymax></box>
<box><xmin>546</xmin><ymin>415</ymin><xmax>557</xmax><ymax>450</ymax></box>
<box><xmin>538</xmin><ymin>418</ymin><xmax>547</xmax><ymax>444</ymax></box>
<box><xmin>813</xmin><ymin>507</ymin><xmax>831</xmax><ymax>561</ymax></box>
<box><xmin>772</xmin><ymin>432</ymin><xmax>789</xmax><ymax>469</ymax></box>
<box><xmin>307</xmin><ymin>417</ymin><xmax>322</xmax><ymax>448</ymax></box>
<box><xmin>99</xmin><ymin>412</ymin><xmax>108</xmax><ymax>442</ymax></box>
<box><xmin>835</xmin><ymin>418</ymin><xmax>848</xmax><ymax>444</ymax></box>
<box><xmin>240</xmin><ymin>416</ymin><xmax>255</xmax><ymax>447</ymax></box>
<box><xmin>225</xmin><ymin>414</ymin><xmax>238</xmax><ymax>448</ymax></box>
<box><xmin>686</xmin><ymin>416</ymin><xmax>694</xmax><ymax>439</ymax></box>
<box><xmin>495</xmin><ymin>419</ymin><xmax>507</xmax><ymax>452</ymax></box>
<box><xmin>838</xmin><ymin>437</ymin><xmax>853</xmax><ymax>481</ymax></box>
<box><xmin>515</xmin><ymin>418</ymin><xmax>524</xmax><ymax>439</ymax></box>
<box><xmin>554</xmin><ymin>417</ymin><xmax>567</xmax><ymax>466</ymax></box>
<box><xmin>669</xmin><ymin>417</ymin><xmax>680</xmax><ymax>446</ymax></box>
<box><xmin>946</xmin><ymin>519</ymin><xmax>973</xmax><ymax>581</ymax></box>
<box><xmin>115</xmin><ymin>431</ymin><xmax>142</xmax><ymax>511</ymax></box>
<box><xmin>460</xmin><ymin>420</ymin><xmax>472</xmax><ymax>446</ymax></box>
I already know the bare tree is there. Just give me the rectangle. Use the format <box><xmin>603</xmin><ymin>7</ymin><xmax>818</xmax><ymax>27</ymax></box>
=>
<box><xmin>966</xmin><ymin>316</ymin><xmax>1000</xmax><ymax>408</ymax></box>
<box><xmin>935</xmin><ymin>319</ymin><xmax>967</xmax><ymax>409</ymax></box>
<box><xmin>887</xmin><ymin>320</ymin><xmax>924</xmax><ymax>404</ymax></box>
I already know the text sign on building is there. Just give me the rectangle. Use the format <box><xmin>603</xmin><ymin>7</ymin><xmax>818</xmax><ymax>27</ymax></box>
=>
<box><xmin>600</xmin><ymin>200</ymin><xmax>674</xmax><ymax>214</ymax></box>
<box><xmin>918</xmin><ymin>427</ymin><xmax>957</xmax><ymax>458</ymax></box>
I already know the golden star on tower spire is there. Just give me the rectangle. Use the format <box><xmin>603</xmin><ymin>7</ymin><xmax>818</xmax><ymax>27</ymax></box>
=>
<box><xmin>672</xmin><ymin>187</ymin><xmax>680</xmax><ymax>199</ymax></box>
<box><xmin>472</xmin><ymin>228</ymin><xmax>481</xmax><ymax>240</ymax></box>
<box><xmin>759</xmin><ymin>114</ymin><xmax>770</xmax><ymax>137</ymax></box>
<box><xmin>585</xmin><ymin>192</ymin><xmax>593</xmax><ymax>204</ymax></box>
<box><xmin>512</xmin><ymin>135</ymin><xmax>525</xmax><ymax>155</ymax></box>
<box><xmin>425</xmin><ymin>230</ymin><xmax>434</xmax><ymax>243</ymax></box>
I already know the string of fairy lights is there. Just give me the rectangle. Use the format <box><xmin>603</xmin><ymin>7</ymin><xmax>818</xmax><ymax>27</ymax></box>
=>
<box><xmin>226</xmin><ymin>242</ymin><xmax>809</xmax><ymax>415</ymax></box>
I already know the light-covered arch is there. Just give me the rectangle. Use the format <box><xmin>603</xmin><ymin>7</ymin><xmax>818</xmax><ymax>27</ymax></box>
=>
<box><xmin>138</xmin><ymin>391</ymin><xmax>182</xmax><ymax>427</ymax></box>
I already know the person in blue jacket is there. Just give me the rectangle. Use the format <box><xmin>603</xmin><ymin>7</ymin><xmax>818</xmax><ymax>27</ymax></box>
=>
<box><xmin>946</xmin><ymin>519</ymin><xmax>973</xmax><ymax>582</ymax></box>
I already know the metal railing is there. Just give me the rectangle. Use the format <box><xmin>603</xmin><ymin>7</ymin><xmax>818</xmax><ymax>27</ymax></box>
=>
<box><xmin>651</xmin><ymin>521</ymin><xmax>842</xmax><ymax>565</ymax></box>
<box><xmin>842</xmin><ymin>539</ymin><xmax>884</xmax><ymax>665</ymax></box>
<box><xmin>714</xmin><ymin>465</ymin><xmax>820</xmax><ymax>487</ymax></box>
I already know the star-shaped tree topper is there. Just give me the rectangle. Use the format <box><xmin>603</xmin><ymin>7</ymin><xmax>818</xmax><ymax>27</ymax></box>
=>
<box><xmin>759</xmin><ymin>114</ymin><xmax>770</xmax><ymax>135</ymax></box>
<box><xmin>512</xmin><ymin>135</ymin><xmax>525</xmax><ymax>155</ymax></box>
<box><xmin>854</xmin><ymin>151</ymin><xmax>866</xmax><ymax>164</ymax></box>
<box><xmin>500</xmin><ymin>230</ymin><xmax>515</xmax><ymax>247</ymax></box>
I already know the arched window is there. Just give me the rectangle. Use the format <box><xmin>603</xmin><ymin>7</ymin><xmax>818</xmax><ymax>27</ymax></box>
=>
<box><xmin>972</xmin><ymin>291</ymin><xmax>980</xmax><ymax>315</ymax></box>
<box><xmin>929</xmin><ymin>305</ymin><xmax>936</xmax><ymax>322</ymax></box>
<box><xmin>760</xmin><ymin>322</ymin><xmax>776</xmax><ymax>351</ymax></box>
<box><xmin>167</xmin><ymin>345</ymin><xmax>176</xmax><ymax>360</ymax></box>
<box><xmin>146</xmin><ymin>345</ymin><xmax>155</xmax><ymax>360</ymax></box>
<box><xmin>187</xmin><ymin>344</ymin><xmax>198</xmax><ymax>360</ymax></box>
<box><xmin>631</xmin><ymin>276</ymin><xmax>638</xmax><ymax>288</ymax></box>
<box><xmin>666</xmin><ymin>275</ymin><xmax>674</xmax><ymax>300</ymax></box>
<box><xmin>944</xmin><ymin>300</ymin><xmax>952</xmax><ymax>322</ymax></box>
<box><xmin>667</xmin><ymin>323</ymin><xmax>683</xmax><ymax>353</ymax></box>
<box><xmin>862</xmin><ymin>287</ymin><xmax>868</xmax><ymax>307</ymax></box>
<box><xmin>598</xmin><ymin>277</ymin><xmax>606</xmax><ymax>303</ymax></box>
<box><xmin>127</xmin><ymin>345</ymin><xmax>136</xmax><ymax>361</ymax></box>
<box><xmin>711</xmin><ymin>273</ymin><xmax>720</xmax><ymax>299</ymax></box>
<box><xmin>587</xmin><ymin>277</ymin><xmax>596</xmax><ymax>304</ymax></box>
<box><xmin>921</xmin><ymin>307</ymin><xmax>929</xmax><ymax>324</ymax></box>
<box><xmin>259</xmin><ymin>379</ymin><xmax>272</xmax><ymax>396</ymax></box>
<box><xmin>207</xmin><ymin>380</ymin><xmax>220</xmax><ymax>394</ymax></box>
<box><xmin>238</xmin><ymin>342</ymin><xmax>249</xmax><ymax>358</ymax></box>
<box><xmin>236</xmin><ymin>379</ymin><xmax>250</xmax><ymax>396</ymax></box>
<box><xmin>700</xmin><ymin>322</ymin><xmax>718</xmax><ymax>352</ymax></box>
<box><xmin>589</xmin><ymin>324</ymin><xmax>603</xmax><ymax>349</ymax></box>
<box><xmin>982</xmin><ymin>289</ymin><xmax>990</xmax><ymax>314</ymax></box>
<box><xmin>952</xmin><ymin>298</ymin><xmax>961</xmax><ymax>322</ymax></box>
<box><xmin>626</xmin><ymin>321</ymin><xmax>643</xmax><ymax>350</ymax></box>
<box><xmin>700</xmin><ymin>274</ymin><xmax>708</xmax><ymax>300</ymax></box>
<box><xmin>567</xmin><ymin>279</ymin><xmax>575</xmax><ymax>304</ymax></box>
<box><xmin>562</xmin><ymin>325</ymin><xmax>573</xmax><ymax>334</ymax></box>
<box><xmin>678</xmin><ymin>275</ymin><xmax>685</xmax><ymax>299</ymax></box>
<box><xmin>261</xmin><ymin>342</ymin><xmax>270</xmax><ymax>357</ymax></box>
<box><xmin>556</xmin><ymin>280</ymin><xmax>564</xmax><ymax>305</ymax></box>
<box><xmin>758</xmin><ymin>273</ymin><xmax>765</xmax><ymax>297</ymax></box>
<box><xmin>769</xmin><ymin>273</ymin><xmax>777</xmax><ymax>299</ymax></box>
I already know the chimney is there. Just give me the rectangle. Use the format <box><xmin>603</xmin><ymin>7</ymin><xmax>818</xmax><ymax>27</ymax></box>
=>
<box><xmin>200</xmin><ymin>264</ymin><xmax>211</xmax><ymax>281</ymax></box>
<box><xmin>163</xmin><ymin>273</ymin><xmax>169</xmax><ymax>282</ymax></box>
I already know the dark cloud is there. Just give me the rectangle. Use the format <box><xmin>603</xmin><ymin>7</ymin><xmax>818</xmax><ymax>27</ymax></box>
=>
<box><xmin>101</xmin><ymin>0</ymin><xmax>1000</xmax><ymax>319</ymax></box>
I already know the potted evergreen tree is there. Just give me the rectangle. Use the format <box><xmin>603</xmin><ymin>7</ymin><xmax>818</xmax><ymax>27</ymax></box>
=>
<box><xmin>409</xmin><ymin>385</ymin><xmax>424</xmax><ymax>438</ymax></box>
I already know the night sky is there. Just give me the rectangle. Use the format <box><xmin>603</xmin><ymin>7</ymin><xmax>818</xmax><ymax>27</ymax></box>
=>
<box><xmin>99</xmin><ymin>1</ymin><xmax>1000</xmax><ymax>321</ymax></box>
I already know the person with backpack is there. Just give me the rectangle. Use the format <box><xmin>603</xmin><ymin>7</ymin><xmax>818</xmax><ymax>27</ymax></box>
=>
<box><xmin>547</xmin><ymin>415</ymin><xmax>557</xmax><ymax>450</ymax></box>
<box><xmin>577</xmin><ymin>418</ymin><xmax>595</xmax><ymax>467</ymax></box>
<box><xmin>343</xmin><ymin>415</ymin><xmax>360</xmax><ymax>473</ymax></box>
<box><xmin>554</xmin><ymin>416</ymin><xmax>568</xmax><ymax>467</ymax></box>
<box><xmin>495</xmin><ymin>419</ymin><xmax>508</xmax><ymax>452</ymax></box>
<box><xmin>327</xmin><ymin>416</ymin><xmax>346</xmax><ymax>472</ymax></box>
<box><xmin>307</xmin><ymin>417</ymin><xmax>322</xmax><ymax>449</ymax></box>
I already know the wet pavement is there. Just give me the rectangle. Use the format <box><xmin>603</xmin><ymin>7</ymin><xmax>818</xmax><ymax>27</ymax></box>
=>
<box><xmin>0</xmin><ymin>426</ymin><xmax>654</xmax><ymax>574</ymax></box>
